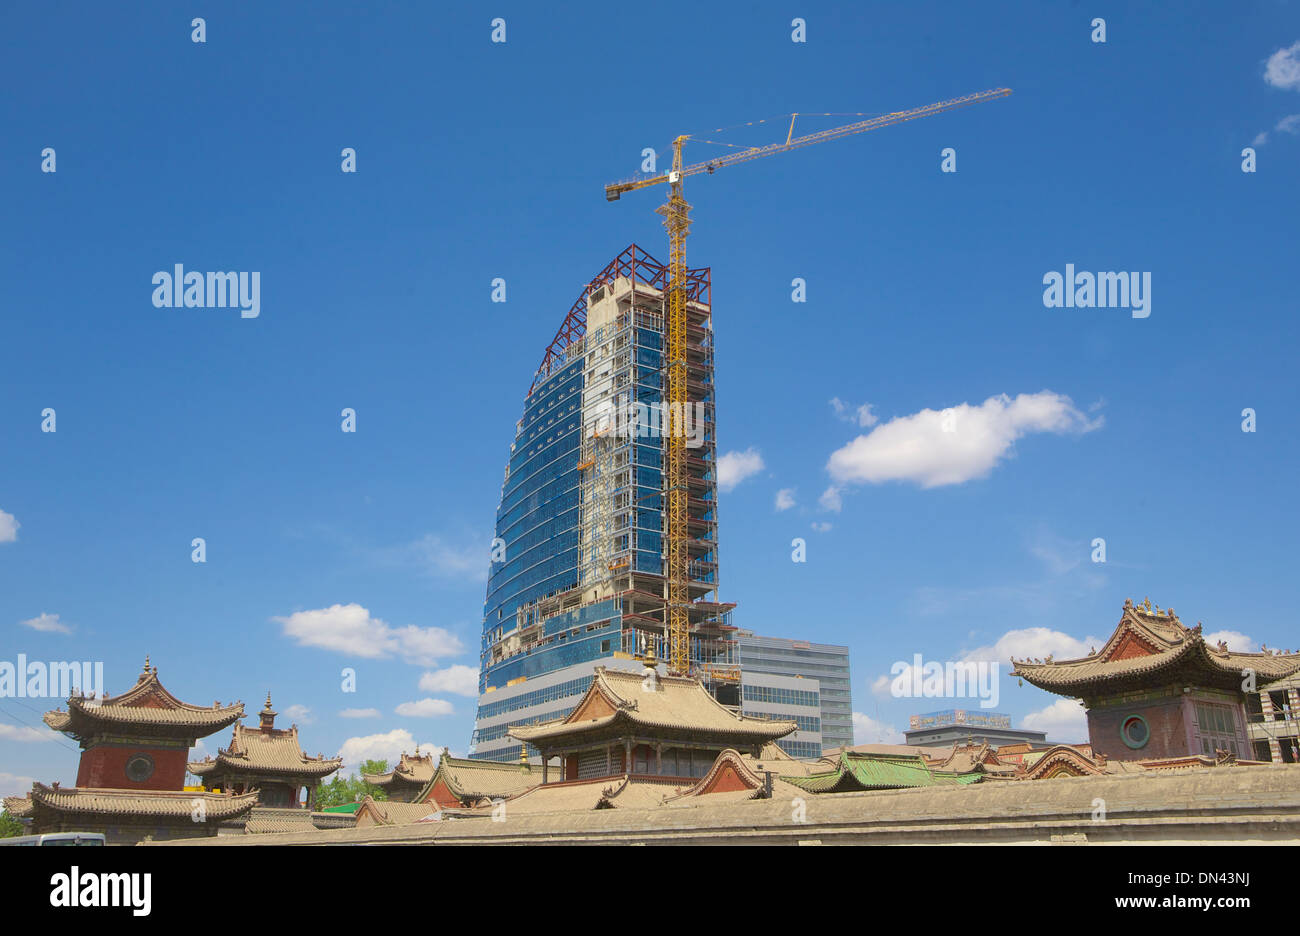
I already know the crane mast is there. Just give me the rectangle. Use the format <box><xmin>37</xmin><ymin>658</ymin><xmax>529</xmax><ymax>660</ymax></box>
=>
<box><xmin>606</xmin><ymin>88</ymin><xmax>1012</xmax><ymax>677</ymax></box>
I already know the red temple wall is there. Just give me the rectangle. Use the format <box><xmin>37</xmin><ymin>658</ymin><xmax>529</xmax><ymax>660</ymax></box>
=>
<box><xmin>422</xmin><ymin>777</ymin><xmax>461</xmax><ymax>808</ymax></box>
<box><xmin>1088</xmin><ymin>695</ymin><xmax>1191</xmax><ymax>760</ymax></box>
<box><xmin>76</xmin><ymin>744</ymin><xmax>189</xmax><ymax>790</ymax></box>
<box><xmin>704</xmin><ymin>764</ymin><xmax>751</xmax><ymax>794</ymax></box>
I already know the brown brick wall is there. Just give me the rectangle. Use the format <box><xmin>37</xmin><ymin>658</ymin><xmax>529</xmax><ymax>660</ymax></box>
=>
<box><xmin>75</xmin><ymin>744</ymin><xmax>188</xmax><ymax>790</ymax></box>
<box><xmin>1088</xmin><ymin>696</ymin><xmax>1190</xmax><ymax>760</ymax></box>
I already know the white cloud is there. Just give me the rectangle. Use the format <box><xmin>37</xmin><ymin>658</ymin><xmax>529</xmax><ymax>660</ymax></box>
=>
<box><xmin>961</xmin><ymin>626</ymin><xmax>1105</xmax><ymax>665</ymax></box>
<box><xmin>811</xmin><ymin>521</ymin><xmax>832</xmax><ymax>533</ymax></box>
<box><xmin>394</xmin><ymin>698</ymin><xmax>454</xmax><ymax>718</ymax></box>
<box><xmin>830</xmin><ymin>398</ymin><xmax>878</xmax><ymax>428</ymax></box>
<box><xmin>1253</xmin><ymin>130</ymin><xmax>1269</xmax><ymax>146</ymax></box>
<box><xmin>1264</xmin><ymin>40</ymin><xmax>1300</xmax><ymax>90</ymax></box>
<box><xmin>418</xmin><ymin>665</ymin><xmax>479</xmax><ymax>697</ymax></box>
<box><xmin>869</xmin><ymin>626</ymin><xmax>1106</xmax><ymax>702</ymax></box>
<box><xmin>1276</xmin><ymin>113</ymin><xmax>1300</xmax><ymax>135</ymax></box>
<box><xmin>275</xmin><ymin>603</ymin><xmax>464</xmax><ymax>666</ymax></box>
<box><xmin>870</xmin><ymin>673</ymin><xmax>894</xmax><ymax>698</ymax></box>
<box><xmin>1205</xmin><ymin>630</ymin><xmax>1256</xmax><ymax>652</ymax></box>
<box><xmin>852</xmin><ymin>711</ymin><xmax>904</xmax><ymax>745</ymax></box>
<box><xmin>19</xmin><ymin>613</ymin><xmax>71</xmax><ymax>635</ymax></box>
<box><xmin>338</xmin><ymin>729</ymin><xmax>438</xmax><ymax>769</ymax></box>
<box><xmin>774</xmin><ymin>488</ymin><xmax>796</xmax><ymax>512</ymax></box>
<box><xmin>339</xmin><ymin>708</ymin><xmax>381</xmax><ymax>719</ymax></box>
<box><xmin>818</xmin><ymin>486</ymin><xmax>842</xmax><ymax>513</ymax></box>
<box><xmin>1022</xmin><ymin>699</ymin><xmax>1088</xmax><ymax>743</ymax></box>
<box><xmin>0</xmin><ymin>723</ymin><xmax>55</xmax><ymax>743</ymax></box>
<box><xmin>717</xmin><ymin>448</ymin><xmax>764</xmax><ymax>492</ymax></box>
<box><xmin>0</xmin><ymin>509</ymin><xmax>18</xmax><ymax>543</ymax></box>
<box><xmin>283</xmin><ymin>704</ymin><xmax>313</xmax><ymax>724</ymax></box>
<box><xmin>0</xmin><ymin>771</ymin><xmax>36</xmax><ymax>800</ymax></box>
<box><xmin>827</xmin><ymin>391</ymin><xmax>1101</xmax><ymax>489</ymax></box>
<box><xmin>408</xmin><ymin>534</ymin><xmax>489</xmax><ymax>582</ymax></box>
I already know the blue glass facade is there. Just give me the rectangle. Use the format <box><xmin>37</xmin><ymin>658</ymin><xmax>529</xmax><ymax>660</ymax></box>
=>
<box><xmin>480</xmin><ymin>358</ymin><xmax>588</xmax><ymax>693</ymax></box>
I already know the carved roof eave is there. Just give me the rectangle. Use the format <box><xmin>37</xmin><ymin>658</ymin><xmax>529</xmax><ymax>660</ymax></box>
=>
<box><xmin>187</xmin><ymin>752</ymin><xmax>343</xmax><ymax>778</ymax></box>
<box><xmin>508</xmin><ymin>668</ymin><xmax>796</xmax><ymax>748</ymax></box>
<box><xmin>508</xmin><ymin>712</ymin><xmax>788</xmax><ymax>750</ymax></box>
<box><xmin>22</xmin><ymin>783</ymin><xmax>259</xmax><ymax>820</ymax></box>
<box><xmin>1014</xmin><ymin>637</ymin><xmax>1300</xmax><ymax>696</ymax></box>
<box><xmin>42</xmin><ymin>668</ymin><xmax>244</xmax><ymax>742</ymax></box>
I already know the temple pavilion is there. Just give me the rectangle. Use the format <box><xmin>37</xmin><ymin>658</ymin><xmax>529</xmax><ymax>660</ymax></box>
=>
<box><xmin>362</xmin><ymin>748</ymin><xmax>435</xmax><ymax>802</ymax></box>
<box><xmin>1013</xmin><ymin>598</ymin><xmax>1300</xmax><ymax>761</ymax></box>
<box><xmin>508</xmin><ymin>661</ymin><xmax>797</xmax><ymax>784</ymax></box>
<box><xmin>2</xmin><ymin>658</ymin><xmax>258</xmax><ymax>844</ymax></box>
<box><xmin>188</xmin><ymin>693</ymin><xmax>342</xmax><ymax>808</ymax></box>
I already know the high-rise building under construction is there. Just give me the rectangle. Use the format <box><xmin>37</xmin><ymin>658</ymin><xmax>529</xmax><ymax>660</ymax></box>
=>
<box><xmin>471</xmin><ymin>245</ymin><xmax>740</xmax><ymax>762</ymax></box>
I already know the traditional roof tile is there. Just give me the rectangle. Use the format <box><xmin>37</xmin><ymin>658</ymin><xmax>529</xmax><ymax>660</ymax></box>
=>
<box><xmin>1012</xmin><ymin>599</ymin><xmax>1300</xmax><ymax>696</ymax></box>
<box><xmin>188</xmin><ymin>722</ymin><xmax>342</xmax><ymax>779</ymax></box>
<box><xmin>508</xmin><ymin>667</ymin><xmax>796</xmax><ymax>747</ymax></box>
<box><xmin>415</xmin><ymin>749</ymin><xmax>539</xmax><ymax>805</ymax></box>
<box><xmin>13</xmin><ymin>783</ymin><xmax>258</xmax><ymax>820</ymax></box>
<box><xmin>43</xmin><ymin>661</ymin><xmax>243</xmax><ymax>741</ymax></box>
<box><xmin>243</xmin><ymin>807</ymin><xmax>320</xmax><ymax>834</ymax></box>
<box><xmin>353</xmin><ymin>796</ymin><xmax>438</xmax><ymax>826</ymax></box>
<box><xmin>362</xmin><ymin>750</ymin><xmax>435</xmax><ymax>787</ymax></box>
<box><xmin>784</xmin><ymin>751</ymin><xmax>983</xmax><ymax>794</ymax></box>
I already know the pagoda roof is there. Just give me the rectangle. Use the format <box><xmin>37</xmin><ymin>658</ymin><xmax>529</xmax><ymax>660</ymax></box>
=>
<box><xmin>508</xmin><ymin>666</ymin><xmax>796</xmax><ymax>748</ymax></box>
<box><xmin>3</xmin><ymin>784</ymin><xmax>258</xmax><ymax>821</ymax></box>
<box><xmin>362</xmin><ymin>750</ymin><xmax>435</xmax><ymax>787</ymax></box>
<box><xmin>189</xmin><ymin>721</ymin><xmax>342</xmax><ymax>779</ymax></box>
<box><xmin>42</xmin><ymin>660</ymin><xmax>243</xmax><ymax>742</ymax></box>
<box><xmin>415</xmin><ymin>749</ymin><xmax>539</xmax><ymax>805</ymax></box>
<box><xmin>1012</xmin><ymin>599</ymin><xmax>1300</xmax><ymax>697</ymax></box>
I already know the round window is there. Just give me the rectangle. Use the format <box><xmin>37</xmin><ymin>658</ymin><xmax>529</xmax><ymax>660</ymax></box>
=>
<box><xmin>124</xmin><ymin>753</ymin><xmax>155</xmax><ymax>783</ymax></box>
<box><xmin>1120</xmin><ymin>714</ymin><xmax>1150</xmax><ymax>749</ymax></box>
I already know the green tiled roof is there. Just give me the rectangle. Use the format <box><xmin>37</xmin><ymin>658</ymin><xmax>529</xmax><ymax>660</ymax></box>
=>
<box><xmin>785</xmin><ymin>753</ymin><xmax>983</xmax><ymax>794</ymax></box>
<box><xmin>320</xmin><ymin>801</ymin><xmax>363</xmax><ymax>814</ymax></box>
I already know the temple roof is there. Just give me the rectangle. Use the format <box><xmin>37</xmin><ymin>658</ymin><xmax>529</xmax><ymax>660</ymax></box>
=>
<box><xmin>415</xmin><ymin>749</ymin><xmax>539</xmax><ymax>805</ymax></box>
<box><xmin>508</xmin><ymin>666</ymin><xmax>796</xmax><ymax>748</ymax></box>
<box><xmin>354</xmin><ymin>796</ymin><xmax>438</xmax><ymax>826</ymax></box>
<box><xmin>362</xmin><ymin>750</ymin><xmax>435</xmax><ymax>787</ymax></box>
<box><xmin>434</xmin><ymin>775</ymin><xmax>686</xmax><ymax>818</ymax></box>
<box><xmin>42</xmin><ymin>659</ymin><xmax>244</xmax><ymax>742</ymax></box>
<box><xmin>188</xmin><ymin>702</ymin><xmax>342</xmax><ymax>780</ymax></box>
<box><xmin>3</xmin><ymin>784</ymin><xmax>258</xmax><ymax>820</ymax></box>
<box><xmin>784</xmin><ymin>751</ymin><xmax>983</xmax><ymax>794</ymax></box>
<box><xmin>1012</xmin><ymin>599</ymin><xmax>1300</xmax><ymax>697</ymax></box>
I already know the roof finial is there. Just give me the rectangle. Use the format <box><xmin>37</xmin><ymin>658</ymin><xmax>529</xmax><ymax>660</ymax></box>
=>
<box><xmin>144</xmin><ymin>654</ymin><xmax>151</xmax><ymax>674</ymax></box>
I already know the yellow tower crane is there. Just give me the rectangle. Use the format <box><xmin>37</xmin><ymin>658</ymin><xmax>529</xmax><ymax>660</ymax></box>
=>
<box><xmin>605</xmin><ymin>87</ymin><xmax>1012</xmax><ymax>677</ymax></box>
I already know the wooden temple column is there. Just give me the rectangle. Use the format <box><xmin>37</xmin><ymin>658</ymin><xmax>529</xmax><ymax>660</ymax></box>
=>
<box><xmin>624</xmin><ymin>738</ymin><xmax>632</xmax><ymax>775</ymax></box>
<box><xmin>654</xmin><ymin>743</ymin><xmax>663</xmax><ymax>776</ymax></box>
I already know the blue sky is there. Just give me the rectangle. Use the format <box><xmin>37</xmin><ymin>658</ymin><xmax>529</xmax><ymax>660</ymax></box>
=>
<box><xmin>3</xmin><ymin>3</ymin><xmax>1299</xmax><ymax>794</ymax></box>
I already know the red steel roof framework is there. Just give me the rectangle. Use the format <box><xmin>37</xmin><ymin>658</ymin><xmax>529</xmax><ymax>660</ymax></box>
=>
<box><xmin>528</xmin><ymin>243</ymin><xmax>710</xmax><ymax>396</ymax></box>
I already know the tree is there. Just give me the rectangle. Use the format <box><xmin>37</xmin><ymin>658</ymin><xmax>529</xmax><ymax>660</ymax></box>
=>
<box><xmin>313</xmin><ymin>760</ymin><xmax>390</xmax><ymax>809</ymax></box>
<box><xmin>0</xmin><ymin>811</ymin><xmax>26</xmax><ymax>838</ymax></box>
